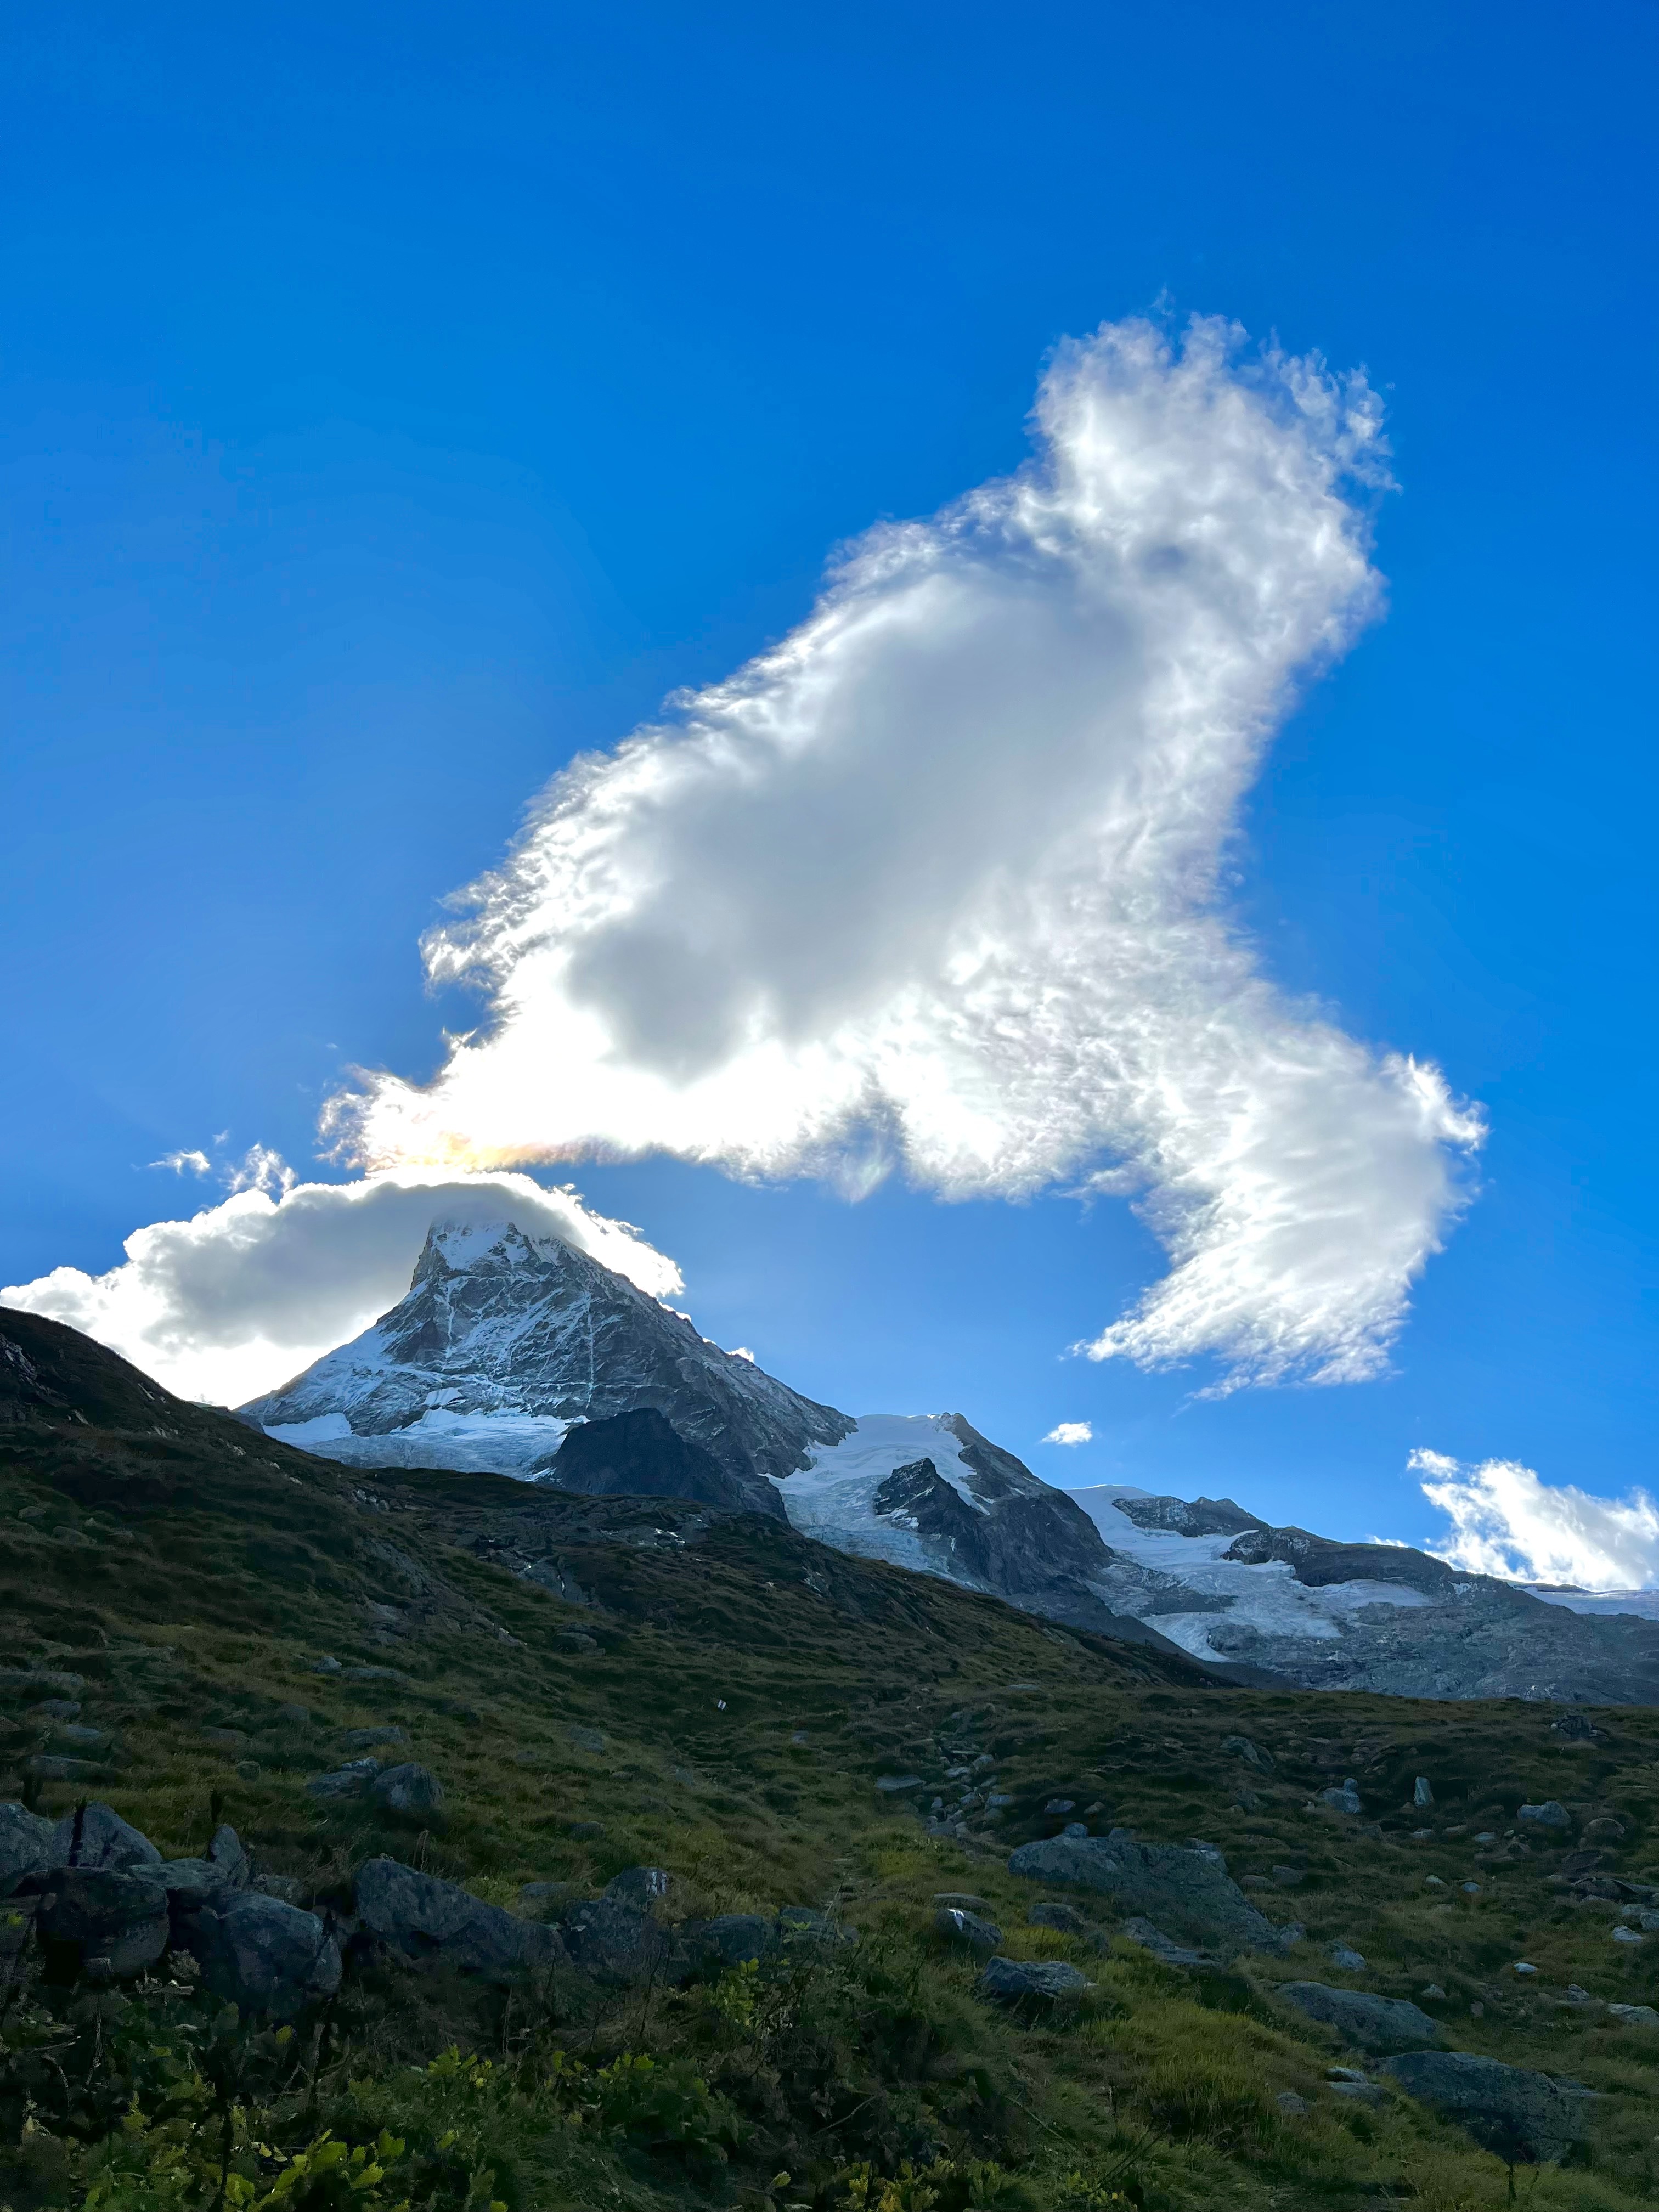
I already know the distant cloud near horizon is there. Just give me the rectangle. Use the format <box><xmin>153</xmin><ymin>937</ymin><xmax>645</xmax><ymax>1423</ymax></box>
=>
<box><xmin>1044</xmin><ymin>1421</ymin><xmax>1094</xmax><ymax>1446</ymax></box>
<box><xmin>2</xmin><ymin>1168</ymin><xmax>681</xmax><ymax>1407</ymax></box>
<box><xmin>332</xmin><ymin>314</ymin><xmax>1483</xmax><ymax>1388</ymax></box>
<box><xmin>1415</xmin><ymin>1448</ymin><xmax>1659</xmax><ymax>1590</ymax></box>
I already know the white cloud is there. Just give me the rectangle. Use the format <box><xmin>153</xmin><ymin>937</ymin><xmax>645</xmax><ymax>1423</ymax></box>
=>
<box><xmin>150</xmin><ymin>1149</ymin><xmax>212</xmax><ymax>1177</ymax></box>
<box><xmin>1045</xmin><ymin>1421</ymin><xmax>1094</xmax><ymax>1446</ymax></box>
<box><xmin>1414</xmin><ymin>1448</ymin><xmax>1659</xmax><ymax>1590</ymax></box>
<box><xmin>325</xmin><ymin>314</ymin><xmax>1480</xmax><ymax>1387</ymax></box>
<box><xmin>2</xmin><ymin>1168</ymin><xmax>682</xmax><ymax>1408</ymax></box>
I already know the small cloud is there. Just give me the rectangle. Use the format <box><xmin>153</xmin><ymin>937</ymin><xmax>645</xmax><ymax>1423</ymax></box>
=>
<box><xmin>224</xmin><ymin>1144</ymin><xmax>296</xmax><ymax>1199</ymax></box>
<box><xmin>149</xmin><ymin>1150</ymin><xmax>212</xmax><ymax>1177</ymax></box>
<box><xmin>1413</xmin><ymin>1448</ymin><xmax>1659</xmax><ymax>1591</ymax></box>
<box><xmin>730</xmin><ymin>1346</ymin><xmax>756</xmax><ymax>1362</ymax></box>
<box><xmin>1044</xmin><ymin>1421</ymin><xmax>1094</xmax><ymax>1447</ymax></box>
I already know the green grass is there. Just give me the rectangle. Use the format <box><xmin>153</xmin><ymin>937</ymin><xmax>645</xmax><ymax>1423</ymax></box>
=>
<box><xmin>4</xmin><ymin>1305</ymin><xmax>1659</xmax><ymax>2209</ymax></box>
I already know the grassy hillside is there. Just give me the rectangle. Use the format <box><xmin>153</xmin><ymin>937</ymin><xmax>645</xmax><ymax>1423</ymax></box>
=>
<box><xmin>3</xmin><ymin>1305</ymin><xmax>1659</xmax><ymax>2210</ymax></box>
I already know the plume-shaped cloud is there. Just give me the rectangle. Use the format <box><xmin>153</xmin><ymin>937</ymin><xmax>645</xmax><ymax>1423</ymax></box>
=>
<box><xmin>312</xmin><ymin>315</ymin><xmax>1480</xmax><ymax>1384</ymax></box>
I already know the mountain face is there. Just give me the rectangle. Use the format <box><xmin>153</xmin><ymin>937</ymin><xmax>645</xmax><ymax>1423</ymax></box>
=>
<box><xmin>239</xmin><ymin>1217</ymin><xmax>1659</xmax><ymax>1703</ymax></box>
<box><xmin>1069</xmin><ymin>1486</ymin><xmax>1659</xmax><ymax>1703</ymax></box>
<box><xmin>239</xmin><ymin>1218</ymin><xmax>852</xmax><ymax>1516</ymax></box>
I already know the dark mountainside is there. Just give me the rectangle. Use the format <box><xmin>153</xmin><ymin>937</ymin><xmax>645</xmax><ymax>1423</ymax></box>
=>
<box><xmin>7</xmin><ymin>1302</ymin><xmax>1659</xmax><ymax>2209</ymax></box>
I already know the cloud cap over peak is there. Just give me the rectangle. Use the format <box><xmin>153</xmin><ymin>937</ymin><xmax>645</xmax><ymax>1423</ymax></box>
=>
<box><xmin>2</xmin><ymin>1167</ymin><xmax>682</xmax><ymax>1408</ymax></box>
<box><xmin>332</xmin><ymin>314</ymin><xmax>1482</xmax><ymax>1386</ymax></box>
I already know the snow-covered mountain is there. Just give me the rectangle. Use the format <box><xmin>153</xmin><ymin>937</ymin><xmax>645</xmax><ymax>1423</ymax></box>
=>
<box><xmin>240</xmin><ymin>1218</ymin><xmax>852</xmax><ymax>1517</ymax></box>
<box><xmin>1065</xmin><ymin>1483</ymin><xmax>1659</xmax><ymax>1703</ymax></box>
<box><xmin>240</xmin><ymin>1214</ymin><xmax>1659</xmax><ymax>1701</ymax></box>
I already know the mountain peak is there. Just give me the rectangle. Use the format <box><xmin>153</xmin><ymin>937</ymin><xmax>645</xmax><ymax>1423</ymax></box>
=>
<box><xmin>241</xmin><ymin>1214</ymin><xmax>853</xmax><ymax>1504</ymax></box>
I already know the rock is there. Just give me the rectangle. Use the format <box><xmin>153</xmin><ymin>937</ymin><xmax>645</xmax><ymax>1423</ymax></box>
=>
<box><xmin>342</xmin><ymin>1666</ymin><xmax>410</xmax><ymax>1684</ymax></box>
<box><xmin>604</xmin><ymin>1866</ymin><xmax>669</xmax><ymax>1906</ymax></box>
<box><xmin>876</xmin><ymin>1775</ymin><xmax>926</xmax><ymax>1794</ymax></box>
<box><xmin>275</xmin><ymin>1702</ymin><xmax>311</xmax><ymax>1725</ymax></box>
<box><xmin>1321</xmin><ymin>1779</ymin><xmax>1362</xmax><ymax>1815</ymax></box>
<box><xmin>1185</xmin><ymin>1840</ymin><xmax>1227</xmax><ymax>1869</ymax></box>
<box><xmin>183</xmin><ymin>1892</ymin><xmax>342</xmax><ymax>2018</ymax></box>
<box><xmin>1382</xmin><ymin>2051</ymin><xmax>1594</xmax><ymax>2164</ymax></box>
<box><xmin>568</xmin><ymin>1727</ymin><xmax>606</xmax><ymax>1753</ymax></box>
<box><xmin>558</xmin><ymin>1895</ymin><xmax>679</xmax><ymax>1987</ymax></box>
<box><xmin>979</xmin><ymin>1955</ymin><xmax>1092</xmax><ymax>2002</ymax></box>
<box><xmin>255</xmin><ymin>1875</ymin><xmax>306</xmax><ymax>1905</ymax></box>
<box><xmin>311</xmin><ymin>1656</ymin><xmax>342</xmax><ymax>1674</ymax></box>
<box><xmin>50</xmin><ymin>1802</ymin><xmax>161</xmax><ymax>1874</ymax></box>
<box><xmin>55</xmin><ymin>1725</ymin><xmax>110</xmax><ymax>1751</ymax></box>
<box><xmin>29</xmin><ymin>1756</ymin><xmax>104</xmax><ymax>1782</ymax></box>
<box><xmin>1583</xmin><ymin>1816</ymin><xmax>1626</xmax><ymax>1842</ymax></box>
<box><xmin>1329</xmin><ymin>2074</ymin><xmax>1387</xmax><ymax>2108</ymax></box>
<box><xmin>1414</xmin><ymin>1776</ymin><xmax>1435</xmax><ymax>1808</ymax></box>
<box><xmin>340</xmin><ymin>1726</ymin><xmax>409</xmax><ymax>1750</ymax></box>
<box><xmin>1279</xmin><ymin>1983</ymin><xmax>1443</xmax><ymax>2052</ymax></box>
<box><xmin>934</xmin><ymin>1891</ymin><xmax>991</xmax><ymax>1910</ymax></box>
<box><xmin>1272</xmin><ymin>1866</ymin><xmax>1304</xmax><ymax>1887</ymax></box>
<box><xmin>1330</xmin><ymin>1943</ymin><xmax>1367</xmax><ymax>1971</ymax></box>
<box><xmin>684</xmin><ymin>1913</ymin><xmax>775</xmax><ymax>1968</ymax></box>
<box><xmin>1044</xmin><ymin>1798</ymin><xmax>1076</xmax><ymax>1814</ymax></box>
<box><xmin>369</xmin><ymin>1763</ymin><xmax>442</xmax><ymax>1813</ymax></box>
<box><xmin>986</xmin><ymin>1793</ymin><xmax>1014</xmax><ymax>1810</ymax></box>
<box><xmin>0</xmin><ymin>1668</ymin><xmax>84</xmax><ymax>1697</ymax></box>
<box><xmin>356</xmin><ymin>1857</ymin><xmax>563</xmax><ymax>1983</ymax></box>
<box><xmin>557</xmin><ymin>1632</ymin><xmax>600</xmax><ymax>1654</ymax></box>
<box><xmin>0</xmin><ymin>1802</ymin><xmax>55</xmax><ymax>1894</ymax></box>
<box><xmin>1222</xmin><ymin>1735</ymin><xmax>1273</xmax><ymax>1772</ymax></box>
<box><xmin>306</xmin><ymin>1758</ymin><xmax>381</xmax><ymax>1799</ymax></box>
<box><xmin>935</xmin><ymin>1908</ymin><xmax>1001</xmax><ymax>1951</ymax></box>
<box><xmin>1276</xmin><ymin>2090</ymin><xmax>1309</xmax><ymax>2116</ymax></box>
<box><xmin>36</xmin><ymin>1867</ymin><xmax>169</xmax><ymax>1980</ymax></box>
<box><xmin>1062</xmin><ymin>1821</ymin><xmax>1088</xmax><ymax>1839</ymax></box>
<box><xmin>567</xmin><ymin>1820</ymin><xmax>605</xmax><ymax>1839</ymax></box>
<box><xmin>1611</xmin><ymin>1925</ymin><xmax>1644</xmax><ymax>1944</ymax></box>
<box><xmin>1426</xmin><ymin>1876</ymin><xmax>1447</xmax><ymax>1888</ymax></box>
<box><xmin>1423</xmin><ymin>1984</ymin><xmax>1447</xmax><ymax>1999</ymax></box>
<box><xmin>1608</xmin><ymin>2002</ymin><xmax>1659</xmax><ymax>2026</ymax></box>
<box><xmin>208</xmin><ymin>1824</ymin><xmax>250</xmax><ymax>1882</ymax></box>
<box><xmin>1007</xmin><ymin>1831</ymin><xmax>1296</xmax><ymax>1958</ymax></box>
<box><xmin>1121</xmin><ymin>1917</ymin><xmax>1216</xmax><ymax>1968</ymax></box>
<box><xmin>1517</xmin><ymin>1801</ymin><xmax>1571</xmax><ymax>1832</ymax></box>
<box><xmin>519</xmin><ymin>1880</ymin><xmax>583</xmax><ymax>1909</ymax></box>
<box><xmin>26</xmin><ymin>1699</ymin><xmax>81</xmax><ymax>1722</ymax></box>
<box><xmin>1028</xmin><ymin>1901</ymin><xmax>1090</xmax><ymax>1934</ymax></box>
<box><xmin>1513</xmin><ymin>1960</ymin><xmax>1538</xmax><ymax>1975</ymax></box>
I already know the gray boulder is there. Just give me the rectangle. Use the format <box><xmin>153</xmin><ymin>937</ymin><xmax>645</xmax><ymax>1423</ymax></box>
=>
<box><xmin>369</xmin><ymin>1763</ymin><xmax>443</xmax><ymax>1814</ymax></box>
<box><xmin>1222</xmin><ymin>1735</ymin><xmax>1273</xmax><ymax>1772</ymax></box>
<box><xmin>1321</xmin><ymin>1780</ymin><xmax>1362</xmax><ymax>1815</ymax></box>
<box><xmin>0</xmin><ymin>1802</ymin><xmax>55</xmax><ymax>1895</ymax></box>
<box><xmin>979</xmin><ymin>1956</ymin><xmax>1092</xmax><ymax>2001</ymax></box>
<box><xmin>340</xmin><ymin>1727</ymin><xmax>409</xmax><ymax>1751</ymax></box>
<box><xmin>1121</xmin><ymin>1917</ymin><xmax>1216</xmax><ymax>1968</ymax></box>
<box><xmin>1007</xmin><ymin>1831</ymin><xmax>1296</xmax><ymax>1957</ymax></box>
<box><xmin>1279</xmin><ymin>1983</ymin><xmax>1443</xmax><ymax>2052</ymax></box>
<box><xmin>356</xmin><ymin>1857</ymin><xmax>563</xmax><ymax>1984</ymax></box>
<box><xmin>935</xmin><ymin>1907</ymin><xmax>1002</xmax><ymax>1952</ymax></box>
<box><xmin>1518</xmin><ymin>1801</ymin><xmax>1571</xmax><ymax>1832</ymax></box>
<box><xmin>683</xmin><ymin>1914</ymin><xmax>775</xmax><ymax>1968</ymax></box>
<box><xmin>604</xmin><ymin>1866</ymin><xmax>669</xmax><ymax>1906</ymax></box>
<box><xmin>36</xmin><ymin>1867</ymin><xmax>168</xmax><ymax>1980</ymax></box>
<box><xmin>49</xmin><ymin>1802</ymin><xmax>161</xmax><ymax>1874</ymax></box>
<box><xmin>183</xmin><ymin>1892</ymin><xmax>342</xmax><ymax>2019</ymax></box>
<box><xmin>1028</xmin><ymin>1901</ymin><xmax>1090</xmax><ymax>1934</ymax></box>
<box><xmin>1383</xmin><ymin>2051</ymin><xmax>1594</xmax><ymax>2164</ymax></box>
<box><xmin>307</xmin><ymin>1758</ymin><xmax>380</xmax><ymax>1799</ymax></box>
<box><xmin>558</xmin><ymin>1893</ymin><xmax>681</xmax><ymax>1986</ymax></box>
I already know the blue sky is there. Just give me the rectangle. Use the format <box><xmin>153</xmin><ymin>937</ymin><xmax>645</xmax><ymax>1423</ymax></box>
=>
<box><xmin>2</xmin><ymin>2</ymin><xmax>1655</xmax><ymax>1559</ymax></box>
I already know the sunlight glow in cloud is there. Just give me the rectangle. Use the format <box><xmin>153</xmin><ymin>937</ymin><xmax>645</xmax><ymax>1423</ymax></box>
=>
<box><xmin>1415</xmin><ymin>1448</ymin><xmax>1659</xmax><ymax>1590</ymax></box>
<box><xmin>1044</xmin><ymin>1421</ymin><xmax>1094</xmax><ymax>1446</ymax></box>
<box><xmin>330</xmin><ymin>315</ymin><xmax>1481</xmax><ymax>1387</ymax></box>
<box><xmin>2</xmin><ymin>1166</ymin><xmax>681</xmax><ymax>1407</ymax></box>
